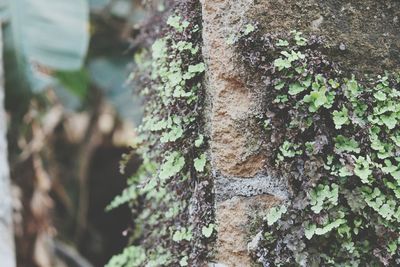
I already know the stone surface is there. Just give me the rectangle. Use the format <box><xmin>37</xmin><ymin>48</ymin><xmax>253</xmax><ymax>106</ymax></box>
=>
<box><xmin>201</xmin><ymin>0</ymin><xmax>285</xmax><ymax>265</ymax></box>
<box><xmin>201</xmin><ymin>0</ymin><xmax>265</xmax><ymax>178</ymax></box>
<box><xmin>215</xmin><ymin>195</ymin><xmax>280</xmax><ymax>267</ymax></box>
<box><xmin>247</xmin><ymin>0</ymin><xmax>400</xmax><ymax>74</ymax></box>
<box><xmin>215</xmin><ymin>174</ymin><xmax>289</xmax><ymax>202</ymax></box>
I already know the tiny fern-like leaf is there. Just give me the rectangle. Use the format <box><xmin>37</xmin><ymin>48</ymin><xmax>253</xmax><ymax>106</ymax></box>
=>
<box><xmin>159</xmin><ymin>152</ymin><xmax>185</xmax><ymax>180</ymax></box>
<box><xmin>201</xmin><ymin>223</ymin><xmax>215</xmax><ymax>238</ymax></box>
<box><xmin>194</xmin><ymin>153</ymin><xmax>206</xmax><ymax>172</ymax></box>
<box><xmin>266</xmin><ymin>206</ymin><xmax>287</xmax><ymax>226</ymax></box>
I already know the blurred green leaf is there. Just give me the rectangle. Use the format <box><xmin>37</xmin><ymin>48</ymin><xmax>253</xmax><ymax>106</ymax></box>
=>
<box><xmin>55</xmin><ymin>69</ymin><xmax>89</xmax><ymax>100</ymax></box>
<box><xmin>0</xmin><ymin>0</ymin><xmax>9</xmax><ymax>21</ymax></box>
<box><xmin>9</xmin><ymin>0</ymin><xmax>89</xmax><ymax>71</ymax></box>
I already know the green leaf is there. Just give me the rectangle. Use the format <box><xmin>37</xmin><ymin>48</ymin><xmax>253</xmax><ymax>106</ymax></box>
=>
<box><xmin>338</xmin><ymin>165</ymin><xmax>352</xmax><ymax>177</ymax></box>
<box><xmin>278</xmin><ymin>141</ymin><xmax>301</xmax><ymax>160</ymax></box>
<box><xmin>55</xmin><ymin>69</ymin><xmax>89</xmax><ymax>99</ymax></box>
<box><xmin>274</xmin><ymin>81</ymin><xmax>285</xmax><ymax>90</ymax></box>
<box><xmin>291</xmin><ymin>30</ymin><xmax>307</xmax><ymax>46</ymax></box>
<box><xmin>345</xmin><ymin>78</ymin><xmax>361</xmax><ymax>98</ymax></box>
<box><xmin>160</xmin><ymin>125</ymin><xmax>184</xmax><ymax>143</ymax></box>
<box><xmin>243</xmin><ymin>23</ymin><xmax>255</xmax><ymax>35</ymax></box>
<box><xmin>334</xmin><ymin>135</ymin><xmax>360</xmax><ymax>153</ymax></box>
<box><xmin>301</xmin><ymin>76</ymin><xmax>312</xmax><ymax>88</ymax></box>
<box><xmin>328</xmin><ymin>79</ymin><xmax>340</xmax><ymax>89</ymax></box>
<box><xmin>276</xmin><ymin>39</ymin><xmax>289</xmax><ymax>47</ymax></box>
<box><xmin>10</xmin><ymin>0</ymin><xmax>89</xmax><ymax>71</ymax></box>
<box><xmin>195</xmin><ymin>134</ymin><xmax>204</xmax><ymax>147</ymax></box>
<box><xmin>332</xmin><ymin>107</ymin><xmax>350</xmax><ymax>129</ymax></box>
<box><xmin>281</xmin><ymin>50</ymin><xmax>305</xmax><ymax>62</ymax></box>
<box><xmin>273</xmin><ymin>58</ymin><xmax>291</xmax><ymax>71</ymax></box>
<box><xmin>105</xmin><ymin>246</ymin><xmax>146</xmax><ymax>267</ymax></box>
<box><xmin>167</xmin><ymin>15</ymin><xmax>189</xmax><ymax>32</ymax></box>
<box><xmin>354</xmin><ymin>156</ymin><xmax>372</xmax><ymax>184</ymax></box>
<box><xmin>274</xmin><ymin>94</ymin><xmax>288</xmax><ymax>103</ymax></box>
<box><xmin>266</xmin><ymin>206</ymin><xmax>287</xmax><ymax>226</ymax></box>
<box><xmin>106</xmin><ymin>184</ymin><xmax>138</xmax><ymax>211</ymax></box>
<box><xmin>388</xmin><ymin>241</ymin><xmax>397</xmax><ymax>255</ymax></box>
<box><xmin>381</xmin><ymin>160</ymin><xmax>397</xmax><ymax>174</ymax></box>
<box><xmin>159</xmin><ymin>152</ymin><xmax>185</xmax><ymax>180</ymax></box>
<box><xmin>310</xmin><ymin>184</ymin><xmax>339</xmax><ymax>214</ymax></box>
<box><xmin>381</xmin><ymin>113</ymin><xmax>397</xmax><ymax>130</ymax></box>
<box><xmin>379</xmin><ymin>201</ymin><xmax>396</xmax><ymax>220</ymax></box>
<box><xmin>152</xmin><ymin>39</ymin><xmax>167</xmax><ymax>59</ymax></box>
<box><xmin>188</xmin><ymin>63</ymin><xmax>205</xmax><ymax>73</ymax></box>
<box><xmin>201</xmin><ymin>223</ymin><xmax>215</xmax><ymax>238</ymax></box>
<box><xmin>303</xmin><ymin>89</ymin><xmax>327</xmax><ymax>112</ymax></box>
<box><xmin>288</xmin><ymin>82</ymin><xmax>306</xmax><ymax>95</ymax></box>
<box><xmin>179</xmin><ymin>256</ymin><xmax>188</xmax><ymax>267</ymax></box>
<box><xmin>194</xmin><ymin>153</ymin><xmax>206</xmax><ymax>172</ymax></box>
<box><xmin>314</xmin><ymin>219</ymin><xmax>346</xmax><ymax>235</ymax></box>
<box><xmin>391</xmin><ymin>170</ymin><xmax>400</xmax><ymax>182</ymax></box>
<box><xmin>172</xmin><ymin>228</ymin><xmax>192</xmax><ymax>242</ymax></box>
<box><xmin>374</xmin><ymin>91</ymin><xmax>387</xmax><ymax>101</ymax></box>
<box><xmin>304</xmin><ymin>223</ymin><xmax>316</xmax><ymax>240</ymax></box>
<box><xmin>168</xmin><ymin>72</ymin><xmax>183</xmax><ymax>87</ymax></box>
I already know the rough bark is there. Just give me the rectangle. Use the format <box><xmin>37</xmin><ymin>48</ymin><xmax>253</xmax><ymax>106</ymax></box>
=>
<box><xmin>0</xmin><ymin>23</ymin><xmax>17</xmax><ymax>267</ymax></box>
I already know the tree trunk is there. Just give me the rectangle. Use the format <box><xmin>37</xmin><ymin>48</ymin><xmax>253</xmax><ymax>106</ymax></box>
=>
<box><xmin>0</xmin><ymin>22</ymin><xmax>16</xmax><ymax>267</ymax></box>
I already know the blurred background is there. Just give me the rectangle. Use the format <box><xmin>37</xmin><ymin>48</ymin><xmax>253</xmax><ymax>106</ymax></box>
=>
<box><xmin>0</xmin><ymin>0</ymin><xmax>161</xmax><ymax>266</ymax></box>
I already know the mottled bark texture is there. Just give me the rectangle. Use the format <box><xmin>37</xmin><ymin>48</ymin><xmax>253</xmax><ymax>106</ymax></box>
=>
<box><xmin>0</xmin><ymin>23</ymin><xmax>16</xmax><ymax>267</ymax></box>
<box><xmin>201</xmin><ymin>0</ymin><xmax>400</xmax><ymax>266</ymax></box>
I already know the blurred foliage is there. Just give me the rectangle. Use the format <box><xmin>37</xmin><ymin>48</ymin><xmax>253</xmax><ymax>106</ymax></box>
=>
<box><xmin>55</xmin><ymin>70</ymin><xmax>90</xmax><ymax>100</ymax></box>
<box><xmin>2</xmin><ymin>0</ymin><xmax>149</xmax><ymax>266</ymax></box>
<box><xmin>5</xmin><ymin>0</ymin><xmax>89</xmax><ymax>92</ymax></box>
